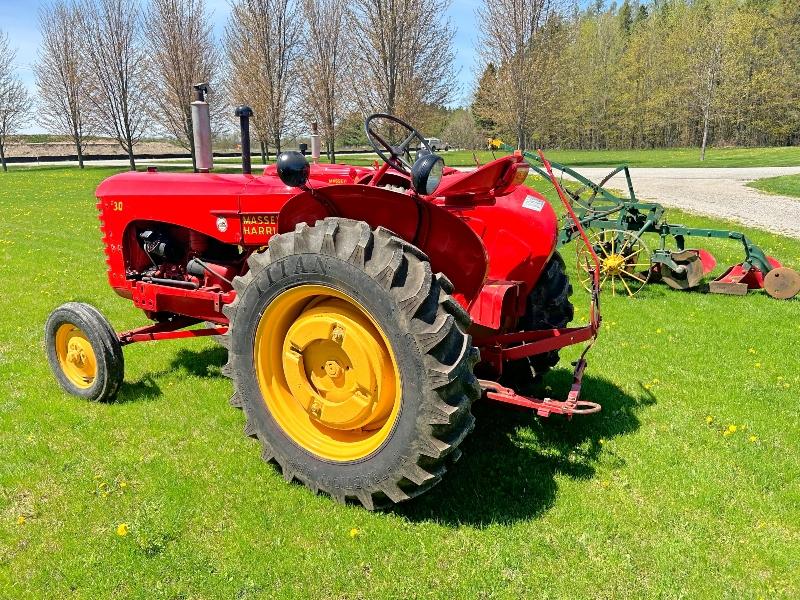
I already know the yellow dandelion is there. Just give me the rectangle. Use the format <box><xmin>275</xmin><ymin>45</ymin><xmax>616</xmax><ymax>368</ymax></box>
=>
<box><xmin>17</xmin><ymin>515</ymin><xmax>26</xmax><ymax>525</ymax></box>
<box><xmin>723</xmin><ymin>430</ymin><xmax>732</xmax><ymax>437</ymax></box>
<box><xmin>599</xmin><ymin>438</ymin><xmax>605</xmax><ymax>445</ymax></box>
<box><xmin>748</xmin><ymin>348</ymin><xmax>756</xmax><ymax>354</ymax></box>
<box><xmin>727</xmin><ymin>424</ymin><xmax>737</xmax><ymax>434</ymax></box>
<box><xmin>705</xmin><ymin>415</ymin><xmax>713</xmax><ymax>424</ymax></box>
<box><xmin>644</xmin><ymin>383</ymin><xmax>652</xmax><ymax>390</ymax></box>
<box><xmin>754</xmin><ymin>362</ymin><xmax>761</xmax><ymax>368</ymax></box>
<box><xmin>119</xmin><ymin>481</ymin><xmax>128</xmax><ymax>489</ymax></box>
<box><xmin>749</xmin><ymin>435</ymin><xmax>757</xmax><ymax>443</ymax></box>
<box><xmin>116</xmin><ymin>523</ymin><xmax>129</xmax><ymax>537</ymax></box>
<box><xmin>656</xmin><ymin>328</ymin><xmax>662</xmax><ymax>334</ymax></box>
<box><xmin>348</xmin><ymin>528</ymin><xmax>360</xmax><ymax>538</ymax></box>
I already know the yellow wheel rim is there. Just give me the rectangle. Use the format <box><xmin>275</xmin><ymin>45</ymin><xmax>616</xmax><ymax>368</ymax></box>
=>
<box><xmin>254</xmin><ymin>285</ymin><xmax>402</xmax><ymax>462</ymax></box>
<box><xmin>577</xmin><ymin>229</ymin><xmax>652</xmax><ymax>297</ymax></box>
<box><xmin>55</xmin><ymin>324</ymin><xmax>98</xmax><ymax>389</ymax></box>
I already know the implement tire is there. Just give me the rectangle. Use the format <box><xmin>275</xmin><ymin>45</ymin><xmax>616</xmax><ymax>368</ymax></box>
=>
<box><xmin>223</xmin><ymin>218</ymin><xmax>480</xmax><ymax>509</ymax></box>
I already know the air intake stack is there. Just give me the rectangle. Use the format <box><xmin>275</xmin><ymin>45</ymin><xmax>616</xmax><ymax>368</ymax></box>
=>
<box><xmin>235</xmin><ymin>105</ymin><xmax>253</xmax><ymax>175</ymax></box>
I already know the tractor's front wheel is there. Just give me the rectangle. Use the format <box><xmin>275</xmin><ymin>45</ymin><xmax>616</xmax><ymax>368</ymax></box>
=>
<box><xmin>223</xmin><ymin>218</ymin><xmax>480</xmax><ymax>509</ymax></box>
<box><xmin>45</xmin><ymin>302</ymin><xmax>124</xmax><ymax>402</ymax></box>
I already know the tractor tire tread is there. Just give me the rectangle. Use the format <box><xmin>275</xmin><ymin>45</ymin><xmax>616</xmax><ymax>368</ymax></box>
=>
<box><xmin>224</xmin><ymin>217</ymin><xmax>479</xmax><ymax>509</ymax></box>
<box><xmin>519</xmin><ymin>251</ymin><xmax>575</xmax><ymax>377</ymax></box>
<box><xmin>44</xmin><ymin>302</ymin><xmax>124</xmax><ymax>403</ymax></box>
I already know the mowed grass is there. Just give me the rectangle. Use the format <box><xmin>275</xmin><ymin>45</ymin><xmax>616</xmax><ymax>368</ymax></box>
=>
<box><xmin>158</xmin><ymin>145</ymin><xmax>800</xmax><ymax>170</ymax></box>
<box><xmin>748</xmin><ymin>174</ymin><xmax>800</xmax><ymax>199</ymax></box>
<box><xmin>0</xmin><ymin>167</ymin><xmax>799</xmax><ymax>599</ymax></box>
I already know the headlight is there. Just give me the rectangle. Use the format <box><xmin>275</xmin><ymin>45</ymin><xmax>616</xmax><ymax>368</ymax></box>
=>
<box><xmin>410</xmin><ymin>154</ymin><xmax>444</xmax><ymax>196</ymax></box>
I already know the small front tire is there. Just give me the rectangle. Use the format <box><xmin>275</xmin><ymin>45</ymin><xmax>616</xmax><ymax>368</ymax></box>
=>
<box><xmin>45</xmin><ymin>302</ymin><xmax>124</xmax><ymax>402</ymax></box>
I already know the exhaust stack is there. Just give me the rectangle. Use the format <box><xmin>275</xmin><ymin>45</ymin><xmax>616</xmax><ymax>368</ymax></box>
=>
<box><xmin>235</xmin><ymin>105</ymin><xmax>253</xmax><ymax>175</ymax></box>
<box><xmin>310</xmin><ymin>121</ymin><xmax>321</xmax><ymax>163</ymax></box>
<box><xmin>191</xmin><ymin>83</ymin><xmax>213</xmax><ymax>172</ymax></box>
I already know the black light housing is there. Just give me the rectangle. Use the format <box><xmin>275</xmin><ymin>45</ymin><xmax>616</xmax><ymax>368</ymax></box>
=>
<box><xmin>276</xmin><ymin>151</ymin><xmax>310</xmax><ymax>188</ymax></box>
<box><xmin>410</xmin><ymin>153</ymin><xmax>444</xmax><ymax>196</ymax></box>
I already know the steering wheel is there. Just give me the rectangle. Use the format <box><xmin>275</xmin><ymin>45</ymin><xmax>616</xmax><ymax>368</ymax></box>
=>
<box><xmin>365</xmin><ymin>113</ymin><xmax>433</xmax><ymax>174</ymax></box>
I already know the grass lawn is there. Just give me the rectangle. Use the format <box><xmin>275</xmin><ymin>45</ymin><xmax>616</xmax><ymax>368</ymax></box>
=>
<box><xmin>0</xmin><ymin>167</ymin><xmax>798</xmax><ymax>599</ymax></box>
<box><xmin>747</xmin><ymin>174</ymin><xmax>800</xmax><ymax>199</ymax></box>
<box><xmin>201</xmin><ymin>145</ymin><xmax>800</xmax><ymax>169</ymax></box>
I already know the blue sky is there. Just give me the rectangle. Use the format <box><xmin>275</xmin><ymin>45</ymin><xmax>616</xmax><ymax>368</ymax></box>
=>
<box><xmin>0</xmin><ymin>0</ymin><xmax>482</xmax><ymax>133</ymax></box>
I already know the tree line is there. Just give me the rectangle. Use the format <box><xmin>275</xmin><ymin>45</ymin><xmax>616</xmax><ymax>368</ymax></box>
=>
<box><xmin>0</xmin><ymin>0</ymin><xmax>797</xmax><ymax>173</ymax></box>
<box><xmin>0</xmin><ymin>0</ymin><xmax>456</xmax><ymax>171</ymax></box>
<box><xmin>473</xmin><ymin>0</ymin><xmax>800</xmax><ymax>153</ymax></box>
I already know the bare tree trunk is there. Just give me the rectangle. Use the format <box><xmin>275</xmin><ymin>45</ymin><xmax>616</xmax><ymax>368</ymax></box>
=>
<box><xmin>127</xmin><ymin>132</ymin><xmax>136</xmax><ymax>171</ymax></box>
<box><xmin>478</xmin><ymin>0</ymin><xmax>549</xmax><ymax>154</ymax></box>
<box><xmin>35</xmin><ymin>2</ymin><xmax>89</xmax><ymax>170</ymax></box>
<box><xmin>79</xmin><ymin>0</ymin><xmax>147</xmax><ymax>171</ymax></box>
<box><xmin>226</xmin><ymin>0</ymin><xmax>299</xmax><ymax>163</ymax></box>
<box><xmin>0</xmin><ymin>32</ymin><xmax>29</xmax><ymax>172</ymax></box>
<box><xmin>260</xmin><ymin>141</ymin><xmax>267</xmax><ymax>164</ymax></box>
<box><xmin>351</xmin><ymin>0</ymin><xmax>457</xmax><ymax>123</ymax></box>
<box><xmin>700</xmin><ymin>103</ymin><xmax>711</xmax><ymax>161</ymax></box>
<box><xmin>145</xmin><ymin>0</ymin><xmax>220</xmax><ymax>164</ymax></box>
<box><xmin>74</xmin><ymin>125</ymin><xmax>84</xmax><ymax>168</ymax></box>
<box><xmin>298</xmin><ymin>0</ymin><xmax>350</xmax><ymax>167</ymax></box>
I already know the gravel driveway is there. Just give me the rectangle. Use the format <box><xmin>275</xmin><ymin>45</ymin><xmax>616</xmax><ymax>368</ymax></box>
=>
<box><xmin>569</xmin><ymin>167</ymin><xmax>800</xmax><ymax>238</ymax></box>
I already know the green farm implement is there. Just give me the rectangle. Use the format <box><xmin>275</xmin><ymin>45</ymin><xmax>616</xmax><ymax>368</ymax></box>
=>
<box><xmin>492</xmin><ymin>144</ymin><xmax>800</xmax><ymax>300</ymax></box>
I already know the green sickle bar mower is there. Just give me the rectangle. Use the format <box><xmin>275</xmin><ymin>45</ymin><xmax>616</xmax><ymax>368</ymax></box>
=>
<box><xmin>490</xmin><ymin>142</ymin><xmax>800</xmax><ymax>300</ymax></box>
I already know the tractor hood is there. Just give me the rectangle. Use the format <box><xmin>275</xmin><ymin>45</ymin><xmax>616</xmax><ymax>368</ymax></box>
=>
<box><xmin>96</xmin><ymin>170</ymin><xmax>255</xmax><ymax>200</ymax></box>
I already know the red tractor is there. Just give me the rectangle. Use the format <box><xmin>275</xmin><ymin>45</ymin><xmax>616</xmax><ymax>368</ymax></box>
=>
<box><xmin>46</xmin><ymin>102</ymin><xmax>602</xmax><ymax>509</ymax></box>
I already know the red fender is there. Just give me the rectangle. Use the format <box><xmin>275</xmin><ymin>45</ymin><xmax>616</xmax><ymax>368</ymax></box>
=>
<box><xmin>277</xmin><ymin>185</ymin><xmax>488</xmax><ymax>305</ymax></box>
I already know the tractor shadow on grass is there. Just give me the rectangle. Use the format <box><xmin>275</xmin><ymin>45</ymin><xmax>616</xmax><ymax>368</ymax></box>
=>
<box><xmin>398</xmin><ymin>371</ymin><xmax>655</xmax><ymax>527</ymax></box>
<box><xmin>114</xmin><ymin>345</ymin><xmax>228</xmax><ymax>403</ymax></box>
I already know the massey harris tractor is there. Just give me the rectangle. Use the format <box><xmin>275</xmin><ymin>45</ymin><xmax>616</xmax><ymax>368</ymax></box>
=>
<box><xmin>45</xmin><ymin>89</ymin><xmax>602</xmax><ymax>509</ymax></box>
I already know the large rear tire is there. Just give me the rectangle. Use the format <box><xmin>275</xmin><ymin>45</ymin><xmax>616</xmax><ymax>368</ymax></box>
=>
<box><xmin>506</xmin><ymin>252</ymin><xmax>574</xmax><ymax>385</ymax></box>
<box><xmin>223</xmin><ymin>218</ymin><xmax>480</xmax><ymax>509</ymax></box>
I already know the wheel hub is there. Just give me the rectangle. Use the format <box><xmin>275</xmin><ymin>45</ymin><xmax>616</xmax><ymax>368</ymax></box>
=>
<box><xmin>281</xmin><ymin>298</ymin><xmax>395</xmax><ymax>431</ymax></box>
<box><xmin>254</xmin><ymin>285</ymin><xmax>402</xmax><ymax>462</ymax></box>
<box><xmin>602</xmin><ymin>253</ymin><xmax>627</xmax><ymax>275</ymax></box>
<box><xmin>67</xmin><ymin>339</ymin><xmax>90</xmax><ymax>367</ymax></box>
<box><xmin>55</xmin><ymin>325</ymin><xmax>97</xmax><ymax>388</ymax></box>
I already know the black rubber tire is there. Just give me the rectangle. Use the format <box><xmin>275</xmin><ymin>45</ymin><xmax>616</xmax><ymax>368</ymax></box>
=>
<box><xmin>223</xmin><ymin>218</ymin><xmax>480</xmax><ymax>509</ymax></box>
<box><xmin>45</xmin><ymin>302</ymin><xmax>124</xmax><ymax>402</ymax></box>
<box><xmin>512</xmin><ymin>251</ymin><xmax>575</xmax><ymax>380</ymax></box>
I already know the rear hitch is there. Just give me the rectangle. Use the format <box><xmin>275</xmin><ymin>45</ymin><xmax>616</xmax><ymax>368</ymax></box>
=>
<box><xmin>478</xmin><ymin>356</ymin><xmax>601</xmax><ymax>419</ymax></box>
<box><xmin>477</xmin><ymin>150</ymin><xmax>604</xmax><ymax>418</ymax></box>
